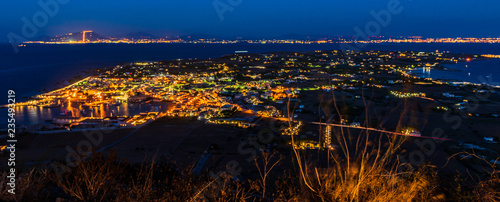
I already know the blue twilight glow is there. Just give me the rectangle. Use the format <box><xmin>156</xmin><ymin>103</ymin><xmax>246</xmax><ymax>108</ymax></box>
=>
<box><xmin>1</xmin><ymin>0</ymin><xmax>499</xmax><ymax>41</ymax></box>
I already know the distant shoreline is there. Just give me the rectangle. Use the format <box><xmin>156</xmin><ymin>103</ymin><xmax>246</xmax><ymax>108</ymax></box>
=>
<box><xmin>2</xmin><ymin>43</ymin><xmax>500</xmax><ymax>104</ymax></box>
<box><xmin>408</xmin><ymin>59</ymin><xmax>500</xmax><ymax>86</ymax></box>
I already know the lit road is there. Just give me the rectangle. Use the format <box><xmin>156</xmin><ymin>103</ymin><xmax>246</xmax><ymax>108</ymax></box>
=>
<box><xmin>310</xmin><ymin>122</ymin><xmax>453</xmax><ymax>141</ymax></box>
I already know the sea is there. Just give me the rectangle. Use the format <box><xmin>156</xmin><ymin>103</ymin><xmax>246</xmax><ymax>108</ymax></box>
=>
<box><xmin>1</xmin><ymin>42</ymin><xmax>500</xmax><ymax>128</ymax></box>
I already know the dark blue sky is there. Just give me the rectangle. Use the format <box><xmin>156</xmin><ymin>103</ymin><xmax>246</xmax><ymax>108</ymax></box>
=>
<box><xmin>1</xmin><ymin>0</ymin><xmax>499</xmax><ymax>41</ymax></box>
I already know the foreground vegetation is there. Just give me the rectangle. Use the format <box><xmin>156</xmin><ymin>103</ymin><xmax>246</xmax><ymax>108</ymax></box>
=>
<box><xmin>1</xmin><ymin>148</ymin><xmax>498</xmax><ymax>201</ymax></box>
<box><xmin>2</xmin><ymin>100</ymin><xmax>499</xmax><ymax>201</ymax></box>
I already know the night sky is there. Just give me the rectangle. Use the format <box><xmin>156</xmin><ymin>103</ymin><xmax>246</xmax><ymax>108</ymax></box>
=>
<box><xmin>1</xmin><ymin>0</ymin><xmax>499</xmax><ymax>41</ymax></box>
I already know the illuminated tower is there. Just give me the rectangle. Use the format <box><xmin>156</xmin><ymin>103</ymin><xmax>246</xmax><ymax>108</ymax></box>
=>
<box><xmin>324</xmin><ymin>125</ymin><xmax>331</xmax><ymax>147</ymax></box>
<box><xmin>82</xmin><ymin>30</ymin><xmax>92</xmax><ymax>43</ymax></box>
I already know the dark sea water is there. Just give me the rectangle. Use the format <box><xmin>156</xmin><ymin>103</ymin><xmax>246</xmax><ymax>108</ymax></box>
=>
<box><xmin>409</xmin><ymin>59</ymin><xmax>500</xmax><ymax>85</ymax></box>
<box><xmin>1</xmin><ymin>42</ymin><xmax>500</xmax><ymax>127</ymax></box>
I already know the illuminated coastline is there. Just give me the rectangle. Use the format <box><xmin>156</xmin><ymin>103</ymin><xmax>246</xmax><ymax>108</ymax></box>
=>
<box><xmin>21</xmin><ymin>31</ymin><xmax>500</xmax><ymax>45</ymax></box>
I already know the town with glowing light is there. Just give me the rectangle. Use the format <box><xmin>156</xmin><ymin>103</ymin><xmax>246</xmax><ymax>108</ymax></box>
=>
<box><xmin>9</xmin><ymin>49</ymin><xmax>500</xmax><ymax>154</ymax></box>
<box><xmin>2</xmin><ymin>47</ymin><xmax>500</xmax><ymax>201</ymax></box>
<box><xmin>19</xmin><ymin>30</ymin><xmax>500</xmax><ymax>45</ymax></box>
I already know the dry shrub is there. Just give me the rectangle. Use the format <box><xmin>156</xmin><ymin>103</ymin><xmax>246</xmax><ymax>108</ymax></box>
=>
<box><xmin>301</xmin><ymin>164</ymin><xmax>438</xmax><ymax>201</ymax></box>
<box><xmin>46</xmin><ymin>151</ymin><xmax>249</xmax><ymax>201</ymax></box>
<box><xmin>473</xmin><ymin>176</ymin><xmax>500</xmax><ymax>202</ymax></box>
<box><xmin>0</xmin><ymin>169</ymin><xmax>52</xmax><ymax>201</ymax></box>
<box><xmin>50</xmin><ymin>152</ymin><xmax>126</xmax><ymax>201</ymax></box>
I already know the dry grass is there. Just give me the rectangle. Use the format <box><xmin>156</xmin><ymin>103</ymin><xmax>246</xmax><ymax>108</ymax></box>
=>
<box><xmin>283</xmin><ymin>90</ymin><xmax>443</xmax><ymax>201</ymax></box>
<box><xmin>0</xmin><ymin>150</ymin><xmax>498</xmax><ymax>201</ymax></box>
<box><xmin>283</xmin><ymin>130</ymin><xmax>441</xmax><ymax>201</ymax></box>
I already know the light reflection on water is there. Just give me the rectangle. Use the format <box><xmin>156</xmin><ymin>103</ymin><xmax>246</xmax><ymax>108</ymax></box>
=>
<box><xmin>1</xmin><ymin>101</ymin><xmax>169</xmax><ymax>128</ymax></box>
<box><xmin>409</xmin><ymin>59</ymin><xmax>500</xmax><ymax>84</ymax></box>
